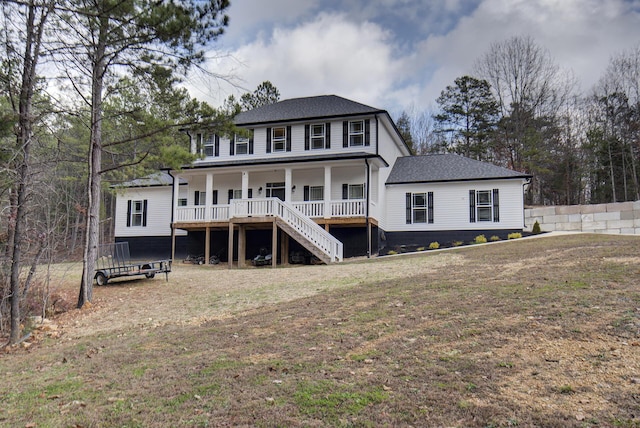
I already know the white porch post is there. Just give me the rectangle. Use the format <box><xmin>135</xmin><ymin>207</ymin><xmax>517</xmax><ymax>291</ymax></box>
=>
<box><xmin>241</xmin><ymin>171</ymin><xmax>249</xmax><ymax>199</ymax></box>
<box><xmin>172</xmin><ymin>173</ymin><xmax>179</xmax><ymax>222</ymax></box>
<box><xmin>205</xmin><ymin>172</ymin><xmax>213</xmax><ymax>221</ymax></box>
<box><xmin>324</xmin><ymin>165</ymin><xmax>332</xmax><ymax>219</ymax></box>
<box><xmin>284</xmin><ymin>167</ymin><xmax>292</xmax><ymax>202</ymax></box>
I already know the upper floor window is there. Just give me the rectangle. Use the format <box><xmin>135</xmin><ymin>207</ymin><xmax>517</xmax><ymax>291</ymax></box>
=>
<box><xmin>267</xmin><ymin>126</ymin><xmax>291</xmax><ymax>153</ymax></box>
<box><xmin>195</xmin><ymin>133</ymin><xmax>219</xmax><ymax>157</ymax></box>
<box><xmin>178</xmin><ymin>198</ymin><xmax>187</xmax><ymax>207</ymax></box>
<box><xmin>342</xmin><ymin>183</ymin><xmax>364</xmax><ymax>200</ymax></box>
<box><xmin>230</xmin><ymin>130</ymin><xmax>254</xmax><ymax>156</ymax></box>
<box><xmin>194</xmin><ymin>191</ymin><xmax>206</xmax><ymax>206</ymax></box>
<box><xmin>228</xmin><ymin>188</ymin><xmax>252</xmax><ymax>202</ymax></box>
<box><xmin>305</xmin><ymin>123</ymin><xmax>331</xmax><ymax>150</ymax></box>
<box><xmin>126</xmin><ymin>199</ymin><xmax>147</xmax><ymax>227</ymax></box>
<box><xmin>343</xmin><ymin>119</ymin><xmax>370</xmax><ymax>147</ymax></box>
<box><xmin>469</xmin><ymin>189</ymin><xmax>499</xmax><ymax>222</ymax></box>
<box><xmin>406</xmin><ymin>192</ymin><xmax>434</xmax><ymax>224</ymax></box>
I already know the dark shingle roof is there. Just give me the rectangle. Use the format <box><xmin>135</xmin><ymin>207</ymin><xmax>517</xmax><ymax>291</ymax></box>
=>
<box><xmin>234</xmin><ymin>95</ymin><xmax>384</xmax><ymax>125</ymax></box>
<box><xmin>386</xmin><ymin>154</ymin><xmax>532</xmax><ymax>184</ymax></box>
<box><xmin>117</xmin><ymin>172</ymin><xmax>186</xmax><ymax>188</ymax></box>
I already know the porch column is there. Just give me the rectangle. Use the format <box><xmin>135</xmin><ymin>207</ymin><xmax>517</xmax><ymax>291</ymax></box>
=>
<box><xmin>205</xmin><ymin>172</ymin><xmax>213</xmax><ymax>222</ymax></box>
<box><xmin>172</xmin><ymin>173</ymin><xmax>180</xmax><ymax>223</ymax></box>
<box><xmin>324</xmin><ymin>165</ymin><xmax>332</xmax><ymax>219</ymax></box>
<box><xmin>241</xmin><ymin>171</ymin><xmax>249</xmax><ymax>199</ymax></box>
<box><xmin>284</xmin><ymin>167</ymin><xmax>293</xmax><ymax>202</ymax></box>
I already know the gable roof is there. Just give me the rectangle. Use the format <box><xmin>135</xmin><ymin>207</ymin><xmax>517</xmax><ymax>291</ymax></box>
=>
<box><xmin>115</xmin><ymin>172</ymin><xmax>186</xmax><ymax>188</ymax></box>
<box><xmin>386</xmin><ymin>154</ymin><xmax>532</xmax><ymax>184</ymax></box>
<box><xmin>234</xmin><ymin>95</ymin><xmax>385</xmax><ymax>125</ymax></box>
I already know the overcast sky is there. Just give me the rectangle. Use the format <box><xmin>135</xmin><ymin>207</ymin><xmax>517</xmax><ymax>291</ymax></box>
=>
<box><xmin>184</xmin><ymin>0</ymin><xmax>640</xmax><ymax>117</ymax></box>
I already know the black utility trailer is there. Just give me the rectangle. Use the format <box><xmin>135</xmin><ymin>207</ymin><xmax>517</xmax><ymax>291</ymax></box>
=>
<box><xmin>94</xmin><ymin>242</ymin><xmax>171</xmax><ymax>285</ymax></box>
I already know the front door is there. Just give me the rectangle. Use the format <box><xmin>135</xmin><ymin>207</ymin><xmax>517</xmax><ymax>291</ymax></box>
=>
<box><xmin>266</xmin><ymin>182</ymin><xmax>286</xmax><ymax>200</ymax></box>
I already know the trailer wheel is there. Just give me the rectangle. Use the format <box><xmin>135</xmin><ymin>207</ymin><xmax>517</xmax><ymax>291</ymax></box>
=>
<box><xmin>95</xmin><ymin>272</ymin><xmax>108</xmax><ymax>286</ymax></box>
<box><xmin>145</xmin><ymin>273</ymin><xmax>155</xmax><ymax>279</ymax></box>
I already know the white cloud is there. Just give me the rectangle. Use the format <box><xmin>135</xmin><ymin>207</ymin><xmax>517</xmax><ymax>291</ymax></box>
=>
<box><xmin>193</xmin><ymin>12</ymin><xmax>404</xmax><ymax>109</ymax></box>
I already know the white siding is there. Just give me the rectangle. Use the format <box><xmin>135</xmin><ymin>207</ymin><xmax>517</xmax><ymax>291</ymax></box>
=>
<box><xmin>191</xmin><ymin>118</ymin><xmax>380</xmax><ymax>165</ymax></box>
<box><xmin>384</xmin><ymin>179</ymin><xmax>527</xmax><ymax>232</ymax></box>
<box><xmin>115</xmin><ymin>186</ymin><xmax>186</xmax><ymax>237</ymax></box>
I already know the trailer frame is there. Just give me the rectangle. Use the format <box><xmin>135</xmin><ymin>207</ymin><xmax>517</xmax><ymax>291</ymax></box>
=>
<box><xmin>95</xmin><ymin>242</ymin><xmax>171</xmax><ymax>285</ymax></box>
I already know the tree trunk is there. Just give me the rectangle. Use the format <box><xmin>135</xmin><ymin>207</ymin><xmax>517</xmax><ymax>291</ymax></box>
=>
<box><xmin>78</xmin><ymin>13</ymin><xmax>108</xmax><ymax>309</ymax></box>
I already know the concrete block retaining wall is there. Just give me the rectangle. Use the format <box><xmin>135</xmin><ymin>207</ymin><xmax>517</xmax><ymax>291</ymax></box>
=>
<box><xmin>525</xmin><ymin>201</ymin><xmax>640</xmax><ymax>235</ymax></box>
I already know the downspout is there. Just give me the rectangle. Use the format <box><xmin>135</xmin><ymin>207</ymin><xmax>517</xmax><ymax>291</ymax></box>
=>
<box><xmin>365</xmin><ymin>158</ymin><xmax>371</xmax><ymax>258</ymax></box>
<box><xmin>523</xmin><ymin>177</ymin><xmax>531</xmax><ymax>230</ymax></box>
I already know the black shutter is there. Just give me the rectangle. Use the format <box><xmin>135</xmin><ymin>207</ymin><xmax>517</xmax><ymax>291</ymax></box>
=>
<box><xmin>230</xmin><ymin>139</ymin><xmax>234</xmax><ymax>155</ymax></box>
<box><xmin>266</xmin><ymin>127</ymin><xmax>271</xmax><ymax>153</ymax></box>
<box><xmin>142</xmin><ymin>200</ymin><xmax>147</xmax><ymax>227</ymax></box>
<box><xmin>469</xmin><ymin>190</ymin><xmax>476</xmax><ymax>223</ymax></box>
<box><xmin>126</xmin><ymin>200</ymin><xmax>132</xmax><ymax>227</ymax></box>
<box><xmin>304</xmin><ymin>125</ymin><xmax>310</xmax><ymax>150</ymax></box>
<box><xmin>212</xmin><ymin>190</ymin><xmax>218</xmax><ymax>205</ymax></box>
<box><xmin>428</xmin><ymin>192</ymin><xmax>434</xmax><ymax>224</ymax></box>
<box><xmin>342</xmin><ymin>183</ymin><xmax>348</xmax><ymax>200</ymax></box>
<box><xmin>228</xmin><ymin>189</ymin><xmax>233</xmax><ymax>203</ymax></box>
<box><xmin>364</xmin><ymin>119</ymin><xmax>370</xmax><ymax>146</ymax></box>
<box><xmin>248</xmin><ymin>188</ymin><xmax>253</xmax><ymax>199</ymax></box>
<box><xmin>286</xmin><ymin>126</ymin><xmax>292</xmax><ymax>151</ymax></box>
<box><xmin>249</xmin><ymin>129</ymin><xmax>254</xmax><ymax>154</ymax></box>
<box><xmin>493</xmin><ymin>189</ymin><xmax>500</xmax><ymax>222</ymax></box>
<box><xmin>214</xmin><ymin>135</ymin><xmax>219</xmax><ymax>157</ymax></box>
<box><xmin>343</xmin><ymin>121</ymin><xmax>348</xmax><ymax>147</ymax></box>
<box><xmin>325</xmin><ymin>122</ymin><xmax>331</xmax><ymax>148</ymax></box>
<box><xmin>406</xmin><ymin>193</ymin><xmax>412</xmax><ymax>224</ymax></box>
<box><xmin>303</xmin><ymin>185</ymin><xmax>310</xmax><ymax>201</ymax></box>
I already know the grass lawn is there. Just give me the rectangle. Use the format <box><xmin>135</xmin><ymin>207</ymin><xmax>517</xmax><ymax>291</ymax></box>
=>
<box><xmin>1</xmin><ymin>233</ymin><xmax>639</xmax><ymax>427</ymax></box>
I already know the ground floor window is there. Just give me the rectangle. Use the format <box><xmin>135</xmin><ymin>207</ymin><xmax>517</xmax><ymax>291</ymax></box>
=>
<box><xmin>304</xmin><ymin>185</ymin><xmax>324</xmax><ymax>201</ymax></box>
<box><xmin>405</xmin><ymin>192</ymin><xmax>434</xmax><ymax>224</ymax></box>
<box><xmin>127</xmin><ymin>199</ymin><xmax>147</xmax><ymax>227</ymax></box>
<box><xmin>470</xmin><ymin>189</ymin><xmax>499</xmax><ymax>222</ymax></box>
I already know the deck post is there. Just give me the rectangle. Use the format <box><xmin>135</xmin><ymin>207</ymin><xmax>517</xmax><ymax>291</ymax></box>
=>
<box><xmin>228</xmin><ymin>222</ymin><xmax>234</xmax><ymax>269</ymax></box>
<box><xmin>205</xmin><ymin>226</ymin><xmax>211</xmax><ymax>265</ymax></box>
<box><xmin>272</xmin><ymin>219</ymin><xmax>278</xmax><ymax>268</ymax></box>
<box><xmin>171</xmin><ymin>224</ymin><xmax>176</xmax><ymax>262</ymax></box>
<box><xmin>281</xmin><ymin>230</ymin><xmax>289</xmax><ymax>266</ymax></box>
<box><xmin>238</xmin><ymin>224</ymin><xmax>246</xmax><ymax>268</ymax></box>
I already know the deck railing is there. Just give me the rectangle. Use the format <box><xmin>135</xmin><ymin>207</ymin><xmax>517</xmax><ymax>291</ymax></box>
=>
<box><xmin>174</xmin><ymin>199</ymin><xmax>343</xmax><ymax>262</ymax></box>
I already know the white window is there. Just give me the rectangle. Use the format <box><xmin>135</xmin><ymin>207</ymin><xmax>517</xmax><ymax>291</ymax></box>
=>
<box><xmin>194</xmin><ymin>191</ymin><xmax>206</xmax><ymax>206</ymax></box>
<box><xmin>127</xmin><ymin>200</ymin><xmax>146</xmax><ymax>227</ymax></box>
<box><xmin>470</xmin><ymin>189</ymin><xmax>499</xmax><ymax>222</ymax></box>
<box><xmin>346</xmin><ymin>184</ymin><xmax>364</xmax><ymax>200</ymax></box>
<box><xmin>406</xmin><ymin>192</ymin><xmax>434</xmax><ymax>224</ymax></box>
<box><xmin>203</xmin><ymin>134</ymin><xmax>215</xmax><ymax>157</ymax></box>
<box><xmin>232</xmin><ymin>189</ymin><xmax>242</xmax><ymax>199</ymax></box>
<box><xmin>311</xmin><ymin>124</ymin><xmax>325</xmax><ymax>149</ymax></box>
<box><xmin>272</xmin><ymin>127</ymin><xmax>286</xmax><ymax>152</ymax></box>
<box><xmin>235</xmin><ymin>135</ymin><xmax>249</xmax><ymax>155</ymax></box>
<box><xmin>178</xmin><ymin>198</ymin><xmax>187</xmax><ymax>207</ymax></box>
<box><xmin>476</xmin><ymin>190</ymin><xmax>492</xmax><ymax>222</ymax></box>
<box><xmin>349</xmin><ymin>120</ymin><xmax>364</xmax><ymax>146</ymax></box>
<box><xmin>309</xmin><ymin>186</ymin><xmax>324</xmax><ymax>201</ymax></box>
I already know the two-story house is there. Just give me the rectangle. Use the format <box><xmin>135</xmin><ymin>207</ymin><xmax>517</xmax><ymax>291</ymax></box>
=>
<box><xmin>114</xmin><ymin>95</ymin><xmax>531</xmax><ymax>267</ymax></box>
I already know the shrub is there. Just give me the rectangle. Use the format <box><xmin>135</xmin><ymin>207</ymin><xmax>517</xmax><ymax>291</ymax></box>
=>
<box><xmin>489</xmin><ymin>235</ymin><xmax>501</xmax><ymax>242</ymax></box>
<box><xmin>428</xmin><ymin>242</ymin><xmax>440</xmax><ymax>250</ymax></box>
<box><xmin>532</xmin><ymin>221</ymin><xmax>542</xmax><ymax>234</ymax></box>
<box><xmin>417</xmin><ymin>246</ymin><xmax>426</xmax><ymax>251</ymax></box>
<box><xmin>451</xmin><ymin>240</ymin><xmax>463</xmax><ymax>247</ymax></box>
<box><xmin>507</xmin><ymin>232</ymin><xmax>522</xmax><ymax>240</ymax></box>
<box><xmin>474</xmin><ymin>235</ymin><xmax>487</xmax><ymax>244</ymax></box>
<box><xmin>386</xmin><ymin>250</ymin><xmax>397</xmax><ymax>255</ymax></box>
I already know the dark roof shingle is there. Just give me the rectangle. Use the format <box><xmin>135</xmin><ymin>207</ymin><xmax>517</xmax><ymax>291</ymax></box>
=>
<box><xmin>234</xmin><ymin>95</ymin><xmax>384</xmax><ymax>125</ymax></box>
<box><xmin>386</xmin><ymin>154</ymin><xmax>532</xmax><ymax>184</ymax></box>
